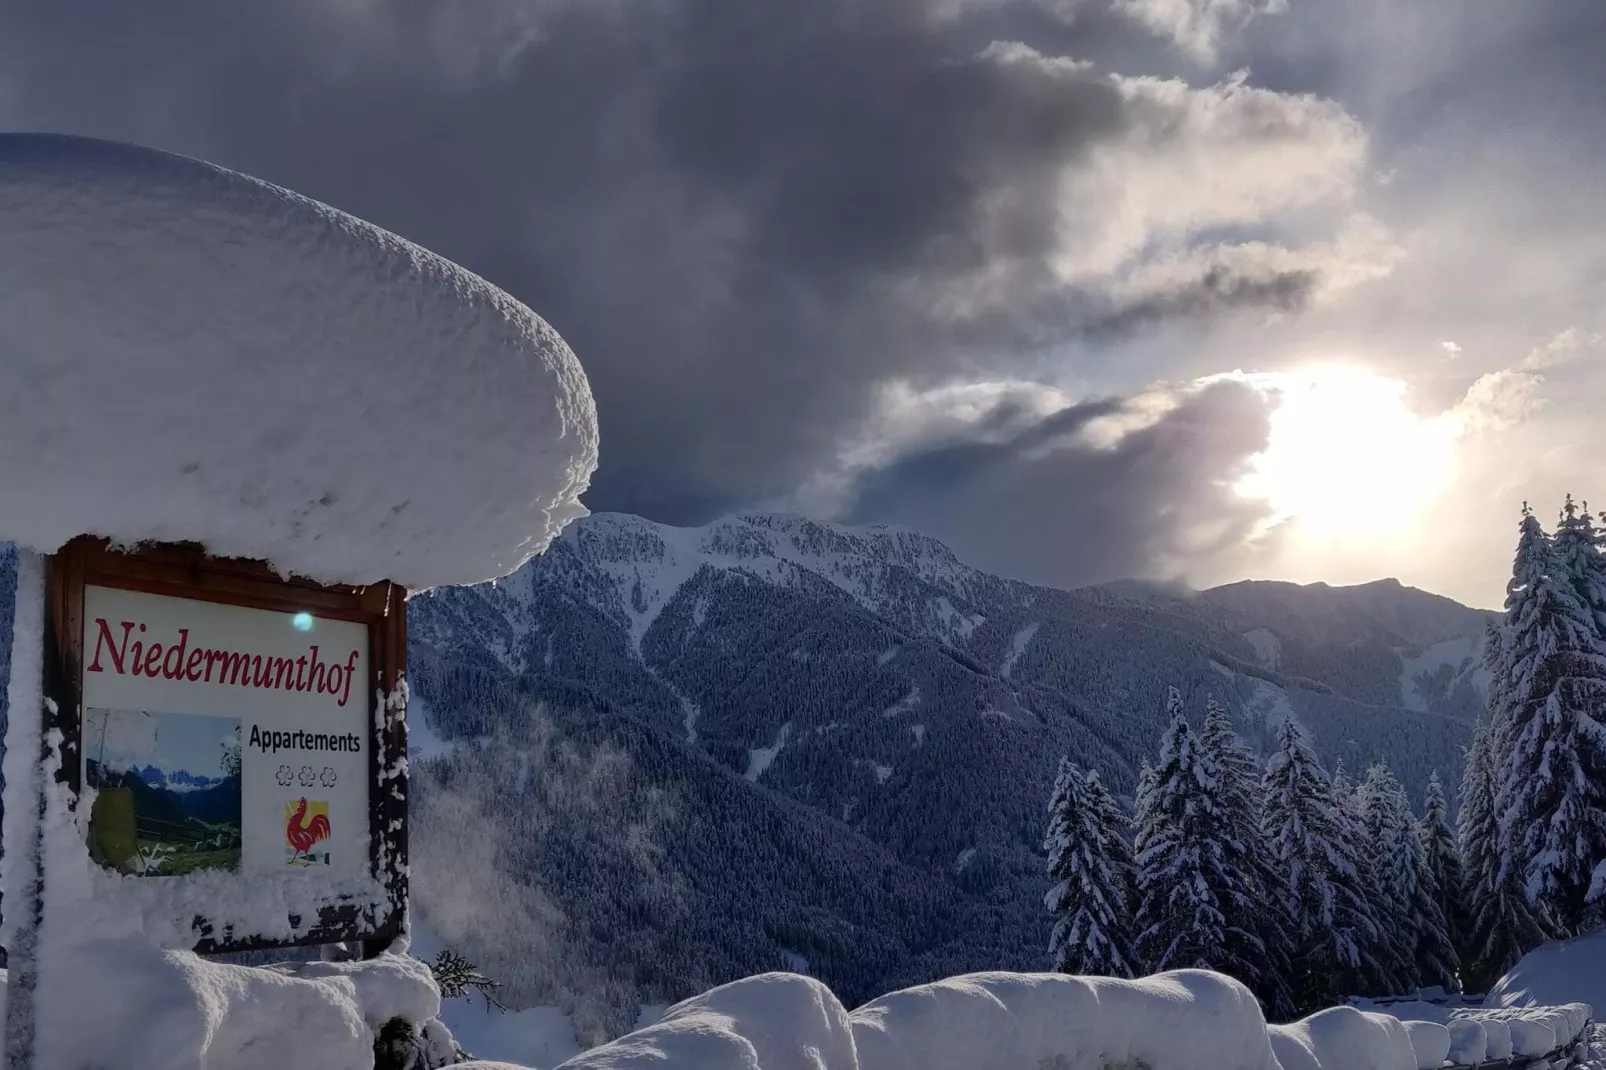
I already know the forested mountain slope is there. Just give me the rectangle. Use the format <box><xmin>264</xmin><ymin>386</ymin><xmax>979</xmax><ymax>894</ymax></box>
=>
<box><xmin>0</xmin><ymin>523</ymin><xmax>1492</xmax><ymax>1031</ymax></box>
<box><xmin>403</xmin><ymin>512</ymin><xmax>1492</xmax><ymax>1028</ymax></box>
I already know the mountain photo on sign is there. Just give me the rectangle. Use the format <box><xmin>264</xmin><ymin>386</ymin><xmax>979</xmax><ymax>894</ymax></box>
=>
<box><xmin>84</xmin><ymin>707</ymin><xmax>243</xmax><ymax>876</ymax></box>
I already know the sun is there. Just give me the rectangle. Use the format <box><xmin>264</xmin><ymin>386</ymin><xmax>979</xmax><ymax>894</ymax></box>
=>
<box><xmin>1235</xmin><ymin>368</ymin><xmax>1454</xmax><ymax>541</ymax></box>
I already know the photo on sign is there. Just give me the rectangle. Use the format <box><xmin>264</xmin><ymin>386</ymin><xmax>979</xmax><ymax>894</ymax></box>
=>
<box><xmin>84</xmin><ymin>707</ymin><xmax>243</xmax><ymax>876</ymax></box>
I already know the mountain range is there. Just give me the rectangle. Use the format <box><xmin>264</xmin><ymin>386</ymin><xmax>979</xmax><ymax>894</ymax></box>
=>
<box><xmin>401</xmin><ymin>512</ymin><xmax>1494</xmax><ymax>1038</ymax></box>
<box><xmin>0</xmin><ymin>523</ymin><xmax>1496</xmax><ymax>1037</ymax></box>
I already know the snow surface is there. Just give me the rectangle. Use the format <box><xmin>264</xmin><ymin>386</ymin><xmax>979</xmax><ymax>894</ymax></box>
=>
<box><xmin>409</xmin><ymin>690</ymin><xmax>459</xmax><ymax>763</ymax></box>
<box><xmin>999</xmin><ymin>622</ymin><xmax>1039</xmax><ymax>678</ymax></box>
<box><xmin>26</xmin><ymin>941</ymin><xmax>439</xmax><ymax>1070</ymax></box>
<box><xmin>558</xmin><ymin>973</ymin><xmax>858</xmax><ymax>1070</ymax></box>
<box><xmin>1486</xmin><ymin>926</ymin><xmax>1606</xmax><ymax>1021</ymax></box>
<box><xmin>1267</xmin><ymin>1006</ymin><xmax>1415</xmax><ymax>1070</ymax></box>
<box><xmin>561</xmin><ymin>969</ymin><xmax>1278</xmax><ymax>1070</ymax></box>
<box><xmin>0</xmin><ymin>133</ymin><xmax>596</xmax><ymax>590</ymax></box>
<box><xmin>1397</xmin><ymin>636</ymin><xmax>1487</xmax><ymax>712</ymax></box>
<box><xmin>744</xmin><ymin>722</ymin><xmax>792</xmax><ymax>782</ymax></box>
<box><xmin>1243</xmin><ymin>628</ymin><xmax>1283</xmax><ymax>669</ymax></box>
<box><xmin>1242</xmin><ymin>675</ymin><xmax>1306</xmax><ymax>738</ymax></box>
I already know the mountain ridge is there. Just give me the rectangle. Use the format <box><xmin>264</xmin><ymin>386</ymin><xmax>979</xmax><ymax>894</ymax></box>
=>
<box><xmin>403</xmin><ymin>511</ymin><xmax>1492</xmax><ymax>1026</ymax></box>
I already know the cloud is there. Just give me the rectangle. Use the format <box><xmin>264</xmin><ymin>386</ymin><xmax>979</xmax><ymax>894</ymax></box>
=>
<box><xmin>1112</xmin><ymin>0</ymin><xmax>1288</xmax><ymax>61</ymax></box>
<box><xmin>1445</xmin><ymin>328</ymin><xmax>1604</xmax><ymax>436</ymax></box>
<box><xmin>0</xmin><ymin>0</ymin><xmax>1382</xmax><ymax>531</ymax></box>
<box><xmin>831</xmin><ymin>376</ymin><xmax>1275</xmax><ymax>588</ymax></box>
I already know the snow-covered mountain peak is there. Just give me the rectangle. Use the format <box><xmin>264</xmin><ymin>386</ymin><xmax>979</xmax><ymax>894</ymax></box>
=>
<box><xmin>541</xmin><ymin>512</ymin><xmax>992</xmax><ymax>652</ymax></box>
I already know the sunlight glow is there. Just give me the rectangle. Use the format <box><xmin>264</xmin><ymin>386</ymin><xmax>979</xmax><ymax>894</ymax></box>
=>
<box><xmin>1236</xmin><ymin>368</ymin><xmax>1454</xmax><ymax>541</ymax></box>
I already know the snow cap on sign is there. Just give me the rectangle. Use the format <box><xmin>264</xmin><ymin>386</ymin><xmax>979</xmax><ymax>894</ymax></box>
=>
<box><xmin>0</xmin><ymin>133</ymin><xmax>597</xmax><ymax>590</ymax></box>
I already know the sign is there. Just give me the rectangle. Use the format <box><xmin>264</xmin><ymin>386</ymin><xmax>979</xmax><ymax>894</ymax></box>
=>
<box><xmin>39</xmin><ymin>538</ymin><xmax>407</xmax><ymax>953</ymax></box>
<box><xmin>81</xmin><ymin>585</ymin><xmax>370</xmax><ymax>880</ymax></box>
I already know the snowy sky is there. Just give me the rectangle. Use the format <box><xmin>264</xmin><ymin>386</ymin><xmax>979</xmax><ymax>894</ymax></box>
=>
<box><xmin>5</xmin><ymin>0</ymin><xmax>1603</xmax><ymax>608</ymax></box>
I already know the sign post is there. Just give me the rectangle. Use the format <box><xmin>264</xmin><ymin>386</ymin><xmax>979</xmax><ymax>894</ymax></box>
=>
<box><xmin>40</xmin><ymin>537</ymin><xmax>407</xmax><ymax>952</ymax></box>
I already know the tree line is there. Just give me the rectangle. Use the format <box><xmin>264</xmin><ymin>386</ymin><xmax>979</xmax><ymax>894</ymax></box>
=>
<box><xmin>1044</xmin><ymin>495</ymin><xmax>1606</xmax><ymax>1017</ymax></box>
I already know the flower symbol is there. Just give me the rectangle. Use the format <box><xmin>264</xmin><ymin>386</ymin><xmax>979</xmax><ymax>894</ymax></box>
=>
<box><xmin>276</xmin><ymin>765</ymin><xmax>294</xmax><ymax>787</ymax></box>
<box><xmin>320</xmin><ymin>767</ymin><xmax>337</xmax><ymax>788</ymax></box>
<box><xmin>298</xmin><ymin>765</ymin><xmax>316</xmax><ymax>787</ymax></box>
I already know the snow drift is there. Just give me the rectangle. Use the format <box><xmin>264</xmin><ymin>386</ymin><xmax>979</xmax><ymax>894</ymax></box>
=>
<box><xmin>23</xmin><ymin>942</ymin><xmax>442</xmax><ymax>1070</ymax></box>
<box><xmin>559</xmin><ymin>969</ymin><xmax>1279</xmax><ymax>1070</ymax></box>
<box><xmin>0</xmin><ymin>133</ymin><xmax>597</xmax><ymax>590</ymax></box>
<box><xmin>1486</xmin><ymin>926</ymin><xmax>1605</xmax><ymax>1020</ymax></box>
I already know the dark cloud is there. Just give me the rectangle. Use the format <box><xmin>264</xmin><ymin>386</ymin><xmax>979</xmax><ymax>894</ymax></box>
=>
<box><xmin>1</xmin><ymin>0</ymin><xmax>1348</xmax><ymax>578</ymax></box>
<box><xmin>843</xmin><ymin>379</ymin><xmax>1275</xmax><ymax>588</ymax></box>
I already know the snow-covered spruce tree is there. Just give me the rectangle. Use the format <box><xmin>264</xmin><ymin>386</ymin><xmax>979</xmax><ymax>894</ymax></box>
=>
<box><xmin>1491</xmin><ymin>504</ymin><xmax>1606</xmax><ymax>932</ymax></box>
<box><xmin>1331</xmin><ymin>762</ymin><xmax>1402</xmax><ymax>997</ymax></box>
<box><xmin>1130</xmin><ymin>760</ymin><xmax>1158</xmax><ymax>859</ymax></box>
<box><xmin>1418</xmin><ymin>772</ymin><xmax>1469</xmax><ymax>985</ymax></box>
<box><xmin>1458</xmin><ymin>719</ymin><xmax>1550</xmax><ymax>991</ymax></box>
<box><xmin>1554</xmin><ymin>494</ymin><xmax>1606</xmax><ymax>633</ymax></box>
<box><xmin>1043</xmin><ymin>759</ymin><xmax>1138</xmax><ymax>978</ymax></box>
<box><xmin>1397</xmin><ymin>782</ymin><xmax>1460</xmax><ymax>992</ymax></box>
<box><xmin>1358</xmin><ymin>763</ymin><xmax>1423</xmax><ymax>992</ymax></box>
<box><xmin>1134</xmin><ymin>689</ymin><xmax>1263</xmax><ymax>982</ymax></box>
<box><xmin>1200</xmin><ymin>697</ymin><xmax>1295</xmax><ymax>1018</ymax></box>
<box><xmin>1262</xmin><ymin>719</ymin><xmax>1382</xmax><ymax>1011</ymax></box>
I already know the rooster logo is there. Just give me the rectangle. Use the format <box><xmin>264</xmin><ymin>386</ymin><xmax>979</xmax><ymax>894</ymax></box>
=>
<box><xmin>285</xmin><ymin>797</ymin><xmax>332</xmax><ymax>866</ymax></box>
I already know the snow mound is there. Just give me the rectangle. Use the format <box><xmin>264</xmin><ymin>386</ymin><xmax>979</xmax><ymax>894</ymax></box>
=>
<box><xmin>1266</xmin><ymin>1006</ymin><xmax>1416</xmax><ymax>1070</ymax></box>
<box><xmin>32</xmin><ymin>938</ymin><xmax>440</xmax><ymax>1070</ymax></box>
<box><xmin>0</xmin><ymin>133</ymin><xmax>596</xmax><ymax>590</ymax></box>
<box><xmin>562</xmin><ymin>969</ymin><xmax>1277</xmax><ymax>1070</ymax></box>
<box><xmin>1486</xmin><ymin>928</ymin><xmax>1605</xmax><ymax>1022</ymax></box>
<box><xmin>848</xmin><ymin>969</ymin><xmax>1277</xmax><ymax>1070</ymax></box>
<box><xmin>1444</xmin><ymin>1019</ymin><xmax>1485</xmax><ymax>1065</ymax></box>
<box><xmin>1400</xmin><ymin>1020</ymin><xmax>1450</xmax><ymax>1069</ymax></box>
<box><xmin>556</xmin><ymin>972</ymin><xmax>857</xmax><ymax>1070</ymax></box>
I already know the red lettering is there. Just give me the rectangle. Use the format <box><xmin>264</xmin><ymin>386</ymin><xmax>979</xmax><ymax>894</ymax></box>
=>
<box><xmin>307</xmin><ymin>646</ymin><xmax>328</xmax><ymax>693</ymax></box>
<box><xmin>162</xmin><ymin>628</ymin><xmax>189</xmax><ymax>680</ymax></box>
<box><xmin>87</xmin><ymin>619</ymin><xmax>134</xmax><ymax>674</ymax></box>
<box><xmin>219</xmin><ymin>651</ymin><xmax>251</xmax><ymax>686</ymax></box>
<box><xmin>86</xmin><ymin>621</ymin><xmax>358</xmax><ymax>708</ymax></box>
<box><xmin>338</xmin><ymin>650</ymin><xmax>360</xmax><ymax>708</ymax></box>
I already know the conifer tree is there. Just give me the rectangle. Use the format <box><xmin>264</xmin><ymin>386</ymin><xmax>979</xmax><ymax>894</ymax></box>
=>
<box><xmin>1262</xmin><ymin>719</ymin><xmax>1381</xmax><ymax>1011</ymax></box>
<box><xmin>1491</xmin><ymin>504</ymin><xmax>1606</xmax><ymax>932</ymax></box>
<box><xmin>1134</xmin><ymin>689</ymin><xmax>1262</xmax><ymax>981</ymax></box>
<box><xmin>1359</xmin><ymin>763</ymin><xmax>1422</xmax><ymax>992</ymax></box>
<box><xmin>1458</xmin><ymin>719</ymin><xmax>1549</xmax><ymax>990</ymax></box>
<box><xmin>1131</xmin><ymin>761</ymin><xmax>1156</xmax><ymax>852</ymax></box>
<box><xmin>1399</xmin><ymin>784</ymin><xmax>1460</xmax><ymax>992</ymax></box>
<box><xmin>1043</xmin><ymin>759</ymin><xmax>1138</xmax><ymax>977</ymax></box>
<box><xmin>1200</xmin><ymin>698</ymin><xmax>1295</xmax><ymax>1018</ymax></box>
<box><xmin>1554</xmin><ymin>495</ymin><xmax>1606</xmax><ymax>633</ymax></box>
<box><xmin>1418</xmin><ymin>772</ymin><xmax>1469</xmax><ymax>984</ymax></box>
<box><xmin>1332</xmin><ymin>761</ymin><xmax>1402</xmax><ymax>996</ymax></box>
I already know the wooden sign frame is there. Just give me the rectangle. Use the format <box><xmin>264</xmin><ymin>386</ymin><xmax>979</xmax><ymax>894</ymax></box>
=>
<box><xmin>41</xmin><ymin>537</ymin><xmax>408</xmax><ymax>955</ymax></box>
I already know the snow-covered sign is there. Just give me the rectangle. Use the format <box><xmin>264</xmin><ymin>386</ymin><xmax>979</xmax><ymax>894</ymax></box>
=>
<box><xmin>49</xmin><ymin>539</ymin><xmax>408</xmax><ymax>949</ymax></box>
<box><xmin>0</xmin><ymin>132</ymin><xmax>598</xmax><ymax>1067</ymax></box>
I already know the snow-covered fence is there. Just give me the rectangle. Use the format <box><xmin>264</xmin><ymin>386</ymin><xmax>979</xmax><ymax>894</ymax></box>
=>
<box><xmin>1353</xmin><ymin>1000</ymin><xmax>1595</xmax><ymax>1070</ymax></box>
